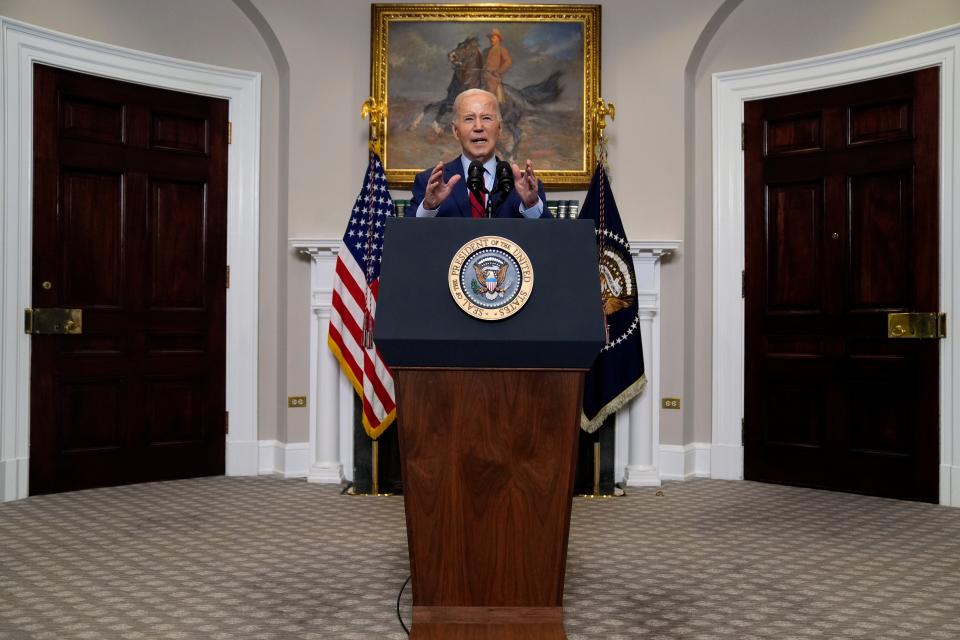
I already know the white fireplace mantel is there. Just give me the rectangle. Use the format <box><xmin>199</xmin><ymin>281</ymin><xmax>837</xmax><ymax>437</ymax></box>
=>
<box><xmin>292</xmin><ymin>237</ymin><xmax>679</xmax><ymax>485</ymax></box>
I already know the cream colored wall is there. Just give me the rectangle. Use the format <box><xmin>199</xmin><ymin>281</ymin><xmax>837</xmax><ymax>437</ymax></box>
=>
<box><xmin>9</xmin><ymin>0</ymin><xmax>957</xmax><ymax>451</ymax></box>
<box><xmin>264</xmin><ymin>0</ymin><xmax>729</xmax><ymax>443</ymax></box>
<box><xmin>248</xmin><ymin>0</ymin><xmax>375</xmax><ymax>443</ymax></box>
<box><xmin>0</xmin><ymin>0</ymin><xmax>285</xmax><ymax>441</ymax></box>
<box><xmin>690</xmin><ymin>0</ymin><xmax>960</xmax><ymax>443</ymax></box>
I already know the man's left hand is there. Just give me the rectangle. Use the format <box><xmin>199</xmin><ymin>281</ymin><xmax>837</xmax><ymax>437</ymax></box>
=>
<box><xmin>511</xmin><ymin>160</ymin><xmax>539</xmax><ymax>208</ymax></box>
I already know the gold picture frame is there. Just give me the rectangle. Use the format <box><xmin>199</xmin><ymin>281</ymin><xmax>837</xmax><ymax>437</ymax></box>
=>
<box><xmin>371</xmin><ymin>4</ymin><xmax>601</xmax><ymax>190</ymax></box>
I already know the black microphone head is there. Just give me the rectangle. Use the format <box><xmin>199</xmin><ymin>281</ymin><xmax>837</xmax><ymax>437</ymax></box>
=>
<box><xmin>495</xmin><ymin>160</ymin><xmax>514</xmax><ymax>194</ymax></box>
<box><xmin>467</xmin><ymin>160</ymin><xmax>486</xmax><ymax>195</ymax></box>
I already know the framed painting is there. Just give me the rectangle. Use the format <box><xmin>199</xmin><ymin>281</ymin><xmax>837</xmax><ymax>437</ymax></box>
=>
<box><xmin>371</xmin><ymin>4</ymin><xmax>601</xmax><ymax>189</ymax></box>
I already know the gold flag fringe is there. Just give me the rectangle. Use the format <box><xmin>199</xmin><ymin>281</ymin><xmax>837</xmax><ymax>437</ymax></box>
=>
<box><xmin>580</xmin><ymin>373</ymin><xmax>647</xmax><ymax>434</ymax></box>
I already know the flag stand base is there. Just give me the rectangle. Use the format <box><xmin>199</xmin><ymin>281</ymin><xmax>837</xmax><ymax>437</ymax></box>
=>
<box><xmin>346</xmin><ymin>440</ymin><xmax>395</xmax><ymax>497</ymax></box>
<box><xmin>576</xmin><ymin>442</ymin><xmax>625</xmax><ymax>499</ymax></box>
<box><xmin>344</xmin><ymin>485</ymin><xmax>395</xmax><ymax>497</ymax></box>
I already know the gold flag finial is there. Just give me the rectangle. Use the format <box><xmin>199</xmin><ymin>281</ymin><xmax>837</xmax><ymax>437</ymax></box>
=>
<box><xmin>594</xmin><ymin>97</ymin><xmax>615</xmax><ymax>170</ymax></box>
<box><xmin>361</xmin><ymin>97</ymin><xmax>387</xmax><ymax>157</ymax></box>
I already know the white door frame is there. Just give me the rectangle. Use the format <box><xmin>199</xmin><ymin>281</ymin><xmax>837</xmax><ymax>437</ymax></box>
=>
<box><xmin>712</xmin><ymin>24</ymin><xmax>960</xmax><ymax>506</ymax></box>
<box><xmin>0</xmin><ymin>17</ymin><xmax>262</xmax><ymax>501</ymax></box>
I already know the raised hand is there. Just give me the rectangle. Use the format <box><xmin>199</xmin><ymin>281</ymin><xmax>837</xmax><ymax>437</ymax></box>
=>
<box><xmin>511</xmin><ymin>159</ymin><xmax>540</xmax><ymax>208</ymax></box>
<box><xmin>423</xmin><ymin>163</ymin><xmax>461</xmax><ymax>209</ymax></box>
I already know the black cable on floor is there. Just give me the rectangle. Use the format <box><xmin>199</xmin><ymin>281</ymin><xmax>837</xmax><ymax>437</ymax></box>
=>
<box><xmin>396</xmin><ymin>574</ymin><xmax>411</xmax><ymax>636</ymax></box>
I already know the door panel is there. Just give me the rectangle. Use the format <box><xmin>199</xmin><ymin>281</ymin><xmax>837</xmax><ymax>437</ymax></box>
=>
<box><xmin>744</xmin><ymin>68</ymin><xmax>939</xmax><ymax>502</ymax></box>
<box><xmin>61</xmin><ymin>170</ymin><xmax>125</xmax><ymax>307</ymax></box>
<box><xmin>848</xmin><ymin>100</ymin><xmax>911</xmax><ymax>145</ymax></box>
<box><xmin>764</xmin><ymin>377</ymin><xmax>825</xmax><ymax>448</ymax></box>
<box><xmin>149</xmin><ymin>180</ymin><xmax>208</xmax><ymax>309</ymax></box>
<box><xmin>30</xmin><ymin>64</ymin><xmax>228</xmax><ymax>494</ymax></box>
<box><xmin>150</xmin><ymin>113</ymin><xmax>208</xmax><ymax>153</ymax></box>
<box><xmin>144</xmin><ymin>377</ymin><xmax>206</xmax><ymax>445</ymax></box>
<box><xmin>61</xmin><ymin>95</ymin><xmax>125</xmax><ymax>143</ymax></box>
<box><xmin>766</xmin><ymin>181</ymin><xmax>823</xmax><ymax>310</ymax></box>
<box><xmin>59</xmin><ymin>378</ymin><xmax>125</xmax><ymax>451</ymax></box>
<box><xmin>765</xmin><ymin>113</ymin><xmax>822</xmax><ymax>155</ymax></box>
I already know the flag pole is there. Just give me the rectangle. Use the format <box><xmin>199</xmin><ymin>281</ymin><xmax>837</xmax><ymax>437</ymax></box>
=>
<box><xmin>577</xmin><ymin>433</ymin><xmax>622</xmax><ymax>499</ymax></box>
<box><xmin>372</xmin><ymin>439</ymin><xmax>379</xmax><ymax>495</ymax></box>
<box><xmin>594</xmin><ymin>97</ymin><xmax>615</xmax><ymax>343</ymax></box>
<box><xmin>592</xmin><ymin>442</ymin><xmax>600</xmax><ymax>495</ymax></box>
<box><xmin>347</xmin><ymin>435</ymin><xmax>394</xmax><ymax>497</ymax></box>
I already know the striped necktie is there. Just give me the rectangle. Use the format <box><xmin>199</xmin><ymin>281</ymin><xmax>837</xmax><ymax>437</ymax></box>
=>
<box><xmin>469</xmin><ymin>190</ymin><xmax>486</xmax><ymax>218</ymax></box>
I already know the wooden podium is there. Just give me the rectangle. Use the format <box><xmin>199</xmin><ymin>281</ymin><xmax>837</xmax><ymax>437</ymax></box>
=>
<box><xmin>375</xmin><ymin>218</ymin><xmax>605</xmax><ymax>639</ymax></box>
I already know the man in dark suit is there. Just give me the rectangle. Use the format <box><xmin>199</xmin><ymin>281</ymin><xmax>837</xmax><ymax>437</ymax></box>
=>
<box><xmin>406</xmin><ymin>88</ymin><xmax>549</xmax><ymax>219</ymax></box>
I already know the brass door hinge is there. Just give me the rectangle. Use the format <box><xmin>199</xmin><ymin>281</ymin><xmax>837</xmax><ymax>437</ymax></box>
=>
<box><xmin>741</xmin><ymin>270</ymin><xmax>746</xmax><ymax>298</ymax></box>
<box><xmin>226</xmin><ymin>265</ymin><xmax>230</xmax><ymax>289</ymax></box>
<box><xmin>225</xmin><ymin>411</ymin><xmax>229</xmax><ymax>434</ymax></box>
<box><xmin>741</xmin><ymin>122</ymin><xmax>746</xmax><ymax>151</ymax></box>
<box><xmin>227</xmin><ymin>122</ymin><xmax>233</xmax><ymax>144</ymax></box>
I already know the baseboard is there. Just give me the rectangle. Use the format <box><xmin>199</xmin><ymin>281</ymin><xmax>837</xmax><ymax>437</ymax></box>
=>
<box><xmin>709</xmin><ymin>443</ymin><xmax>743</xmax><ymax>480</ymax></box>
<box><xmin>226</xmin><ymin>439</ymin><xmax>259</xmax><ymax>476</ymax></box>
<box><xmin>0</xmin><ymin>456</ymin><xmax>28</xmax><ymax>502</ymax></box>
<box><xmin>659</xmin><ymin>443</ymin><xmax>711</xmax><ymax>480</ymax></box>
<box><xmin>258</xmin><ymin>440</ymin><xmax>310</xmax><ymax>478</ymax></box>
<box><xmin>942</xmin><ymin>464</ymin><xmax>960</xmax><ymax>508</ymax></box>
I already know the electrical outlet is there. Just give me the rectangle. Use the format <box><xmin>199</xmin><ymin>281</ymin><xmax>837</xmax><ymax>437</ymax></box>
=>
<box><xmin>661</xmin><ymin>397</ymin><xmax>681</xmax><ymax>410</ymax></box>
<box><xmin>288</xmin><ymin>396</ymin><xmax>307</xmax><ymax>408</ymax></box>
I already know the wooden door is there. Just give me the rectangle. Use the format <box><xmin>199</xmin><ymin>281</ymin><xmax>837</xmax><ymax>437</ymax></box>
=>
<box><xmin>743</xmin><ymin>68</ymin><xmax>939</xmax><ymax>502</ymax></box>
<box><xmin>30</xmin><ymin>65</ymin><xmax>228</xmax><ymax>494</ymax></box>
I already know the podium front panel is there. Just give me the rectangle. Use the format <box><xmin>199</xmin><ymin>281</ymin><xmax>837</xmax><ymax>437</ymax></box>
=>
<box><xmin>375</xmin><ymin>218</ymin><xmax>605</xmax><ymax>370</ymax></box>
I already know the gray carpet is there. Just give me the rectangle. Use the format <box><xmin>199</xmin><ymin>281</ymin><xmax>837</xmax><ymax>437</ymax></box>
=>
<box><xmin>1</xmin><ymin>476</ymin><xmax>959</xmax><ymax>639</ymax></box>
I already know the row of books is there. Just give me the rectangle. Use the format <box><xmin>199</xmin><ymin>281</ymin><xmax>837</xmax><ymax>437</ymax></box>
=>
<box><xmin>546</xmin><ymin>200</ymin><xmax>580</xmax><ymax>219</ymax></box>
<box><xmin>391</xmin><ymin>199</ymin><xmax>581</xmax><ymax>219</ymax></box>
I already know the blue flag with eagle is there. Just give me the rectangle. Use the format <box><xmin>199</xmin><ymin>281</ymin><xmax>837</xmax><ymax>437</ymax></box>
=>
<box><xmin>579</xmin><ymin>163</ymin><xmax>646</xmax><ymax>433</ymax></box>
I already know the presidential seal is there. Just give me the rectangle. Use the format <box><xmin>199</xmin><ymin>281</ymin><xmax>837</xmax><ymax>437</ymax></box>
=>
<box><xmin>448</xmin><ymin>236</ymin><xmax>534</xmax><ymax>321</ymax></box>
<box><xmin>598</xmin><ymin>246</ymin><xmax>636</xmax><ymax>316</ymax></box>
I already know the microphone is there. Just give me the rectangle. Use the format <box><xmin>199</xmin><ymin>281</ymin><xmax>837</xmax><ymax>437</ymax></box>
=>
<box><xmin>494</xmin><ymin>161</ymin><xmax>514</xmax><ymax>196</ymax></box>
<box><xmin>467</xmin><ymin>161</ymin><xmax>486</xmax><ymax>198</ymax></box>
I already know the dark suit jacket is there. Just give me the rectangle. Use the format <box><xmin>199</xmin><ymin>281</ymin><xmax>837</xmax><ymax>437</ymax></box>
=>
<box><xmin>406</xmin><ymin>157</ymin><xmax>550</xmax><ymax>219</ymax></box>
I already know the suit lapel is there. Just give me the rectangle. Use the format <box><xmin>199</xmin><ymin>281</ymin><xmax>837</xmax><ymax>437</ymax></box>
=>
<box><xmin>446</xmin><ymin>159</ymin><xmax>470</xmax><ymax>218</ymax></box>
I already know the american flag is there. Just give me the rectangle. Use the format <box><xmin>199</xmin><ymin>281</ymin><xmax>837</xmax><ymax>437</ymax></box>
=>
<box><xmin>327</xmin><ymin>151</ymin><xmax>396</xmax><ymax>439</ymax></box>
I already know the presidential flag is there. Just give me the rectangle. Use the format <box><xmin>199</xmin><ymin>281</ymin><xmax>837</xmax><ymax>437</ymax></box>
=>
<box><xmin>327</xmin><ymin>151</ymin><xmax>396</xmax><ymax>439</ymax></box>
<box><xmin>579</xmin><ymin>163</ymin><xmax>646</xmax><ymax>433</ymax></box>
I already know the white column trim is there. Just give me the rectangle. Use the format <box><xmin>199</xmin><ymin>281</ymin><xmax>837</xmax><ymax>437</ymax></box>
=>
<box><xmin>293</xmin><ymin>239</ymin><xmax>347</xmax><ymax>484</ymax></box>
<box><xmin>0</xmin><ymin>18</ymin><xmax>262</xmax><ymax>501</ymax></box>
<box><xmin>713</xmin><ymin>23</ymin><xmax>960</xmax><ymax>506</ymax></box>
<box><xmin>619</xmin><ymin>241</ymin><xmax>679</xmax><ymax>487</ymax></box>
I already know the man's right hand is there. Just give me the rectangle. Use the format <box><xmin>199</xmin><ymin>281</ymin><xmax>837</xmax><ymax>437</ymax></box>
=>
<box><xmin>422</xmin><ymin>162</ymin><xmax>461</xmax><ymax>209</ymax></box>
